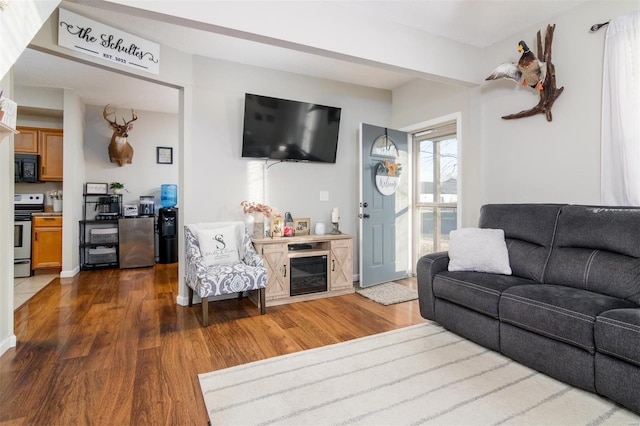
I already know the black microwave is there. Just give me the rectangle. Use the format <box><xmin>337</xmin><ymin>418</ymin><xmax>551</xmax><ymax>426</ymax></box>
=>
<box><xmin>15</xmin><ymin>154</ymin><xmax>39</xmax><ymax>183</ymax></box>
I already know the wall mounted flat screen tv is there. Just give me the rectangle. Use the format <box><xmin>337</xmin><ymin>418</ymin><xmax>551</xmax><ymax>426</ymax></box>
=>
<box><xmin>242</xmin><ymin>93</ymin><xmax>341</xmax><ymax>163</ymax></box>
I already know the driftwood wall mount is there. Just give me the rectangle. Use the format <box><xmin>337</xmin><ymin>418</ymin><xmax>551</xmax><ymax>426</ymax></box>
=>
<box><xmin>502</xmin><ymin>24</ymin><xmax>564</xmax><ymax>122</ymax></box>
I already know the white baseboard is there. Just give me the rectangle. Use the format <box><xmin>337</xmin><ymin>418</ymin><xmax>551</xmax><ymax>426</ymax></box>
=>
<box><xmin>60</xmin><ymin>266</ymin><xmax>80</xmax><ymax>278</ymax></box>
<box><xmin>0</xmin><ymin>334</ymin><xmax>16</xmax><ymax>357</ymax></box>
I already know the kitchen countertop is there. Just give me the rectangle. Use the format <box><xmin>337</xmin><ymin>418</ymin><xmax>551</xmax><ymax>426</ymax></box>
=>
<box><xmin>32</xmin><ymin>212</ymin><xmax>63</xmax><ymax>217</ymax></box>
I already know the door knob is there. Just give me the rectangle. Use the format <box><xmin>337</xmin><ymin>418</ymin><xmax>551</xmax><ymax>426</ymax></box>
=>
<box><xmin>359</xmin><ymin>213</ymin><xmax>370</xmax><ymax>219</ymax></box>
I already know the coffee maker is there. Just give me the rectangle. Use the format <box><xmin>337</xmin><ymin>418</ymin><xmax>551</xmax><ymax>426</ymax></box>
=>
<box><xmin>139</xmin><ymin>196</ymin><xmax>155</xmax><ymax>216</ymax></box>
<box><xmin>95</xmin><ymin>195</ymin><xmax>121</xmax><ymax>219</ymax></box>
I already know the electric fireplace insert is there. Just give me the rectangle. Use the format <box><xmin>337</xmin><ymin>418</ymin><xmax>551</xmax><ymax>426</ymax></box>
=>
<box><xmin>290</xmin><ymin>255</ymin><xmax>328</xmax><ymax>296</ymax></box>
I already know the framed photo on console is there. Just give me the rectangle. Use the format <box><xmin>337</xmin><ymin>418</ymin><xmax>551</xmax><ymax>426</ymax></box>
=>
<box><xmin>270</xmin><ymin>216</ymin><xmax>284</xmax><ymax>237</ymax></box>
<box><xmin>294</xmin><ymin>218</ymin><xmax>310</xmax><ymax>235</ymax></box>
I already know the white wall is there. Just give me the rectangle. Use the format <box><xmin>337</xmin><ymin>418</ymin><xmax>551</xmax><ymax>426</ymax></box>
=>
<box><xmin>185</xmin><ymin>56</ymin><xmax>392</xmax><ymax>277</ymax></box>
<box><xmin>62</xmin><ymin>89</ymin><xmax>85</xmax><ymax>277</ymax></box>
<box><xmin>83</xmin><ymin>105</ymin><xmax>179</xmax><ymax>206</ymax></box>
<box><xmin>0</xmin><ymin>75</ymin><xmax>16</xmax><ymax>355</ymax></box>
<box><xmin>0</xmin><ymin>0</ymin><xmax>59</xmax><ymax>80</ymax></box>
<box><xmin>392</xmin><ymin>79</ymin><xmax>480</xmax><ymax>227</ymax></box>
<box><xmin>480</xmin><ymin>1</ymin><xmax>640</xmax><ymax>205</ymax></box>
<box><xmin>391</xmin><ymin>0</ymin><xmax>640</xmax><ymax>228</ymax></box>
<box><xmin>105</xmin><ymin>0</ymin><xmax>482</xmax><ymax>86</ymax></box>
<box><xmin>15</xmin><ymin>86</ymin><xmax>64</xmax><ymax>111</ymax></box>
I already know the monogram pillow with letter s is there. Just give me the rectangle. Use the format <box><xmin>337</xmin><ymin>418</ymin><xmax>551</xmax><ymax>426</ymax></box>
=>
<box><xmin>197</xmin><ymin>226</ymin><xmax>240</xmax><ymax>266</ymax></box>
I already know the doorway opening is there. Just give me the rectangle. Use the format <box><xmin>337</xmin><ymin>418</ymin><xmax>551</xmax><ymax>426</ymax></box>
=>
<box><xmin>412</xmin><ymin>120</ymin><xmax>458</xmax><ymax>266</ymax></box>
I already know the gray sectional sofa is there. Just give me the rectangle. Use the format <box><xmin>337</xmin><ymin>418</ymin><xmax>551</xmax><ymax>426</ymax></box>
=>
<box><xmin>417</xmin><ymin>204</ymin><xmax>640</xmax><ymax>414</ymax></box>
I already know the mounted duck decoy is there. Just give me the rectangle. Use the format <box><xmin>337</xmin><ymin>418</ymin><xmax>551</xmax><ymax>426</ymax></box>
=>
<box><xmin>486</xmin><ymin>40</ymin><xmax>547</xmax><ymax>91</ymax></box>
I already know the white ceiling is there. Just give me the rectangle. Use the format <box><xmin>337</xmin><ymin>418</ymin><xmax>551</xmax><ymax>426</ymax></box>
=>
<box><xmin>13</xmin><ymin>0</ymin><xmax>587</xmax><ymax>114</ymax></box>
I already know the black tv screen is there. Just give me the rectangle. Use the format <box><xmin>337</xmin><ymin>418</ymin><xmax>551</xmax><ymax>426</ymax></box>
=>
<box><xmin>242</xmin><ymin>93</ymin><xmax>341</xmax><ymax>163</ymax></box>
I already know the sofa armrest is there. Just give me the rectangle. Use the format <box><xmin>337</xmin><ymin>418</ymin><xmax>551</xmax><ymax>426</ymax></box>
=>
<box><xmin>416</xmin><ymin>251</ymin><xmax>450</xmax><ymax>320</ymax></box>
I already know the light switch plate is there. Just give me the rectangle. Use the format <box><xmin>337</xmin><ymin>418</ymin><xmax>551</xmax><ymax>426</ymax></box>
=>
<box><xmin>319</xmin><ymin>191</ymin><xmax>329</xmax><ymax>201</ymax></box>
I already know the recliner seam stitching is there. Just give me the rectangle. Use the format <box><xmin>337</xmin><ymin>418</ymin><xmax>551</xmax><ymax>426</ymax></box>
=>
<box><xmin>438</xmin><ymin>298</ymin><xmax>497</xmax><ymax>318</ymax></box>
<box><xmin>437</xmin><ymin>276</ymin><xmax>501</xmax><ymax>296</ymax></box>
<box><xmin>584</xmin><ymin>249</ymin><xmax>599</xmax><ymax>291</ymax></box>
<box><xmin>502</xmin><ymin>294</ymin><xmax>594</xmax><ymax>322</ymax></box>
<box><xmin>540</xmin><ymin>208</ymin><xmax>562</xmax><ymax>283</ymax></box>
<box><xmin>597</xmin><ymin>347</ymin><xmax>640</xmax><ymax>366</ymax></box>
<box><xmin>503</xmin><ymin>317</ymin><xmax>594</xmax><ymax>351</ymax></box>
<box><xmin>597</xmin><ymin>318</ymin><xmax>640</xmax><ymax>333</ymax></box>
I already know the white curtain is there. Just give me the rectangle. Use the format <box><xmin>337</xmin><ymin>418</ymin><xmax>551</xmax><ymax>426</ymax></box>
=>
<box><xmin>601</xmin><ymin>9</ymin><xmax>640</xmax><ymax>206</ymax></box>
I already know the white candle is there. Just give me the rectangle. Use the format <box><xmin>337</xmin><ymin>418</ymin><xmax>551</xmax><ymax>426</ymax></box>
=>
<box><xmin>332</xmin><ymin>207</ymin><xmax>340</xmax><ymax>223</ymax></box>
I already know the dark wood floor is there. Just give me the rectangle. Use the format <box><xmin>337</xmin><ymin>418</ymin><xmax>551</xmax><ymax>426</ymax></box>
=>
<box><xmin>0</xmin><ymin>264</ymin><xmax>425</xmax><ymax>425</ymax></box>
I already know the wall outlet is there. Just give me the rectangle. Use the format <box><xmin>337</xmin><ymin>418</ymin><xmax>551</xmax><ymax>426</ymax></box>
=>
<box><xmin>319</xmin><ymin>191</ymin><xmax>329</xmax><ymax>201</ymax></box>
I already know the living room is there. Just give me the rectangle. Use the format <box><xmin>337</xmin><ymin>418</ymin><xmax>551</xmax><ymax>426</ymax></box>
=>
<box><xmin>1</xmin><ymin>0</ymin><xmax>639</xmax><ymax>423</ymax></box>
<box><xmin>4</xmin><ymin>0</ymin><xmax>635</xmax><ymax>297</ymax></box>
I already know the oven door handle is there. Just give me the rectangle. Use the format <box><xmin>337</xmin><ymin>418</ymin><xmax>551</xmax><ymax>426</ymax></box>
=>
<box><xmin>14</xmin><ymin>259</ymin><xmax>30</xmax><ymax>265</ymax></box>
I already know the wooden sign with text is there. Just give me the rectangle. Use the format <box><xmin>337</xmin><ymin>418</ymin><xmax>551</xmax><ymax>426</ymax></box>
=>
<box><xmin>58</xmin><ymin>8</ymin><xmax>160</xmax><ymax>75</ymax></box>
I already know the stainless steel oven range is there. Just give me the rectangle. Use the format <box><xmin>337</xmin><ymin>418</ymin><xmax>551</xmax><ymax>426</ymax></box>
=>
<box><xmin>14</xmin><ymin>193</ymin><xmax>44</xmax><ymax>278</ymax></box>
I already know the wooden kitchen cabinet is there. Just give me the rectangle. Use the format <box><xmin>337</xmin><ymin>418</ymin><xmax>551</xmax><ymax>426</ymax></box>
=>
<box><xmin>32</xmin><ymin>216</ymin><xmax>62</xmax><ymax>270</ymax></box>
<box><xmin>15</xmin><ymin>126</ymin><xmax>63</xmax><ymax>181</ymax></box>
<box><xmin>39</xmin><ymin>129</ymin><xmax>63</xmax><ymax>181</ymax></box>
<box><xmin>14</xmin><ymin>127</ymin><xmax>38</xmax><ymax>153</ymax></box>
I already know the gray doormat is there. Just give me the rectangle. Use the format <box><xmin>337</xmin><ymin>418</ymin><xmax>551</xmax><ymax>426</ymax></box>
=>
<box><xmin>356</xmin><ymin>281</ymin><xmax>418</xmax><ymax>305</ymax></box>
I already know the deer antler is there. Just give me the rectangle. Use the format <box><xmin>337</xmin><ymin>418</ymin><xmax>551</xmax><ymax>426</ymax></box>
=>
<box><xmin>103</xmin><ymin>104</ymin><xmax>118</xmax><ymax>127</ymax></box>
<box><xmin>121</xmin><ymin>109</ymin><xmax>137</xmax><ymax>126</ymax></box>
<box><xmin>103</xmin><ymin>105</ymin><xmax>138</xmax><ymax>127</ymax></box>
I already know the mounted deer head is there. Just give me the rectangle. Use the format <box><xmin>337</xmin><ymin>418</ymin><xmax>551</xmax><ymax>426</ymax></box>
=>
<box><xmin>103</xmin><ymin>105</ymin><xmax>137</xmax><ymax>167</ymax></box>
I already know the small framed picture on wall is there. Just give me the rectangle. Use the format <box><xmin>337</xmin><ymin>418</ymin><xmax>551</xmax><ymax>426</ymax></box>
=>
<box><xmin>157</xmin><ymin>147</ymin><xmax>173</xmax><ymax>164</ymax></box>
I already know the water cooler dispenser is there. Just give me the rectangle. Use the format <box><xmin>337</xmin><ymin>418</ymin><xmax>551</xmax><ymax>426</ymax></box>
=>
<box><xmin>158</xmin><ymin>207</ymin><xmax>178</xmax><ymax>263</ymax></box>
<box><xmin>158</xmin><ymin>184</ymin><xmax>178</xmax><ymax>264</ymax></box>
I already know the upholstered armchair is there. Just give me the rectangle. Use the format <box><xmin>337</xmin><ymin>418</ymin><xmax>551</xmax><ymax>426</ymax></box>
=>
<box><xmin>184</xmin><ymin>222</ymin><xmax>267</xmax><ymax>326</ymax></box>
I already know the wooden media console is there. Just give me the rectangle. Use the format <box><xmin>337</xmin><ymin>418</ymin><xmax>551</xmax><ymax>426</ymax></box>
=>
<box><xmin>251</xmin><ymin>234</ymin><xmax>354</xmax><ymax>306</ymax></box>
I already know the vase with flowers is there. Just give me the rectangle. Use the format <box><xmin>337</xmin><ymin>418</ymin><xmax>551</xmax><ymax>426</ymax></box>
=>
<box><xmin>241</xmin><ymin>201</ymin><xmax>280</xmax><ymax>239</ymax></box>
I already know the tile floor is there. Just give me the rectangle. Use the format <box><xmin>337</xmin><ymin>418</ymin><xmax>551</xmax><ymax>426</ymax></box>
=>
<box><xmin>14</xmin><ymin>274</ymin><xmax>58</xmax><ymax>310</ymax></box>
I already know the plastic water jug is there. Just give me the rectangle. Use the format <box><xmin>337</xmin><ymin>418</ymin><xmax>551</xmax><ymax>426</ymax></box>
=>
<box><xmin>160</xmin><ymin>184</ymin><xmax>177</xmax><ymax>208</ymax></box>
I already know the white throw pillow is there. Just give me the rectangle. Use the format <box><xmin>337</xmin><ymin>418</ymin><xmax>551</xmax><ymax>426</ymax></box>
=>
<box><xmin>448</xmin><ymin>227</ymin><xmax>512</xmax><ymax>275</ymax></box>
<box><xmin>197</xmin><ymin>226</ymin><xmax>240</xmax><ymax>266</ymax></box>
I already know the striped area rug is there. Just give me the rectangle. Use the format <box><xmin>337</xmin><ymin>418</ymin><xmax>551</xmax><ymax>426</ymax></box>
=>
<box><xmin>198</xmin><ymin>323</ymin><xmax>640</xmax><ymax>425</ymax></box>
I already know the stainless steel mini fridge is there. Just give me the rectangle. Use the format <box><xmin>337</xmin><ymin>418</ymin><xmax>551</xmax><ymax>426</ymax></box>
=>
<box><xmin>118</xmin><ymin>217</ymin><xmax>155</xmax><ymax>268</ymax></box>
